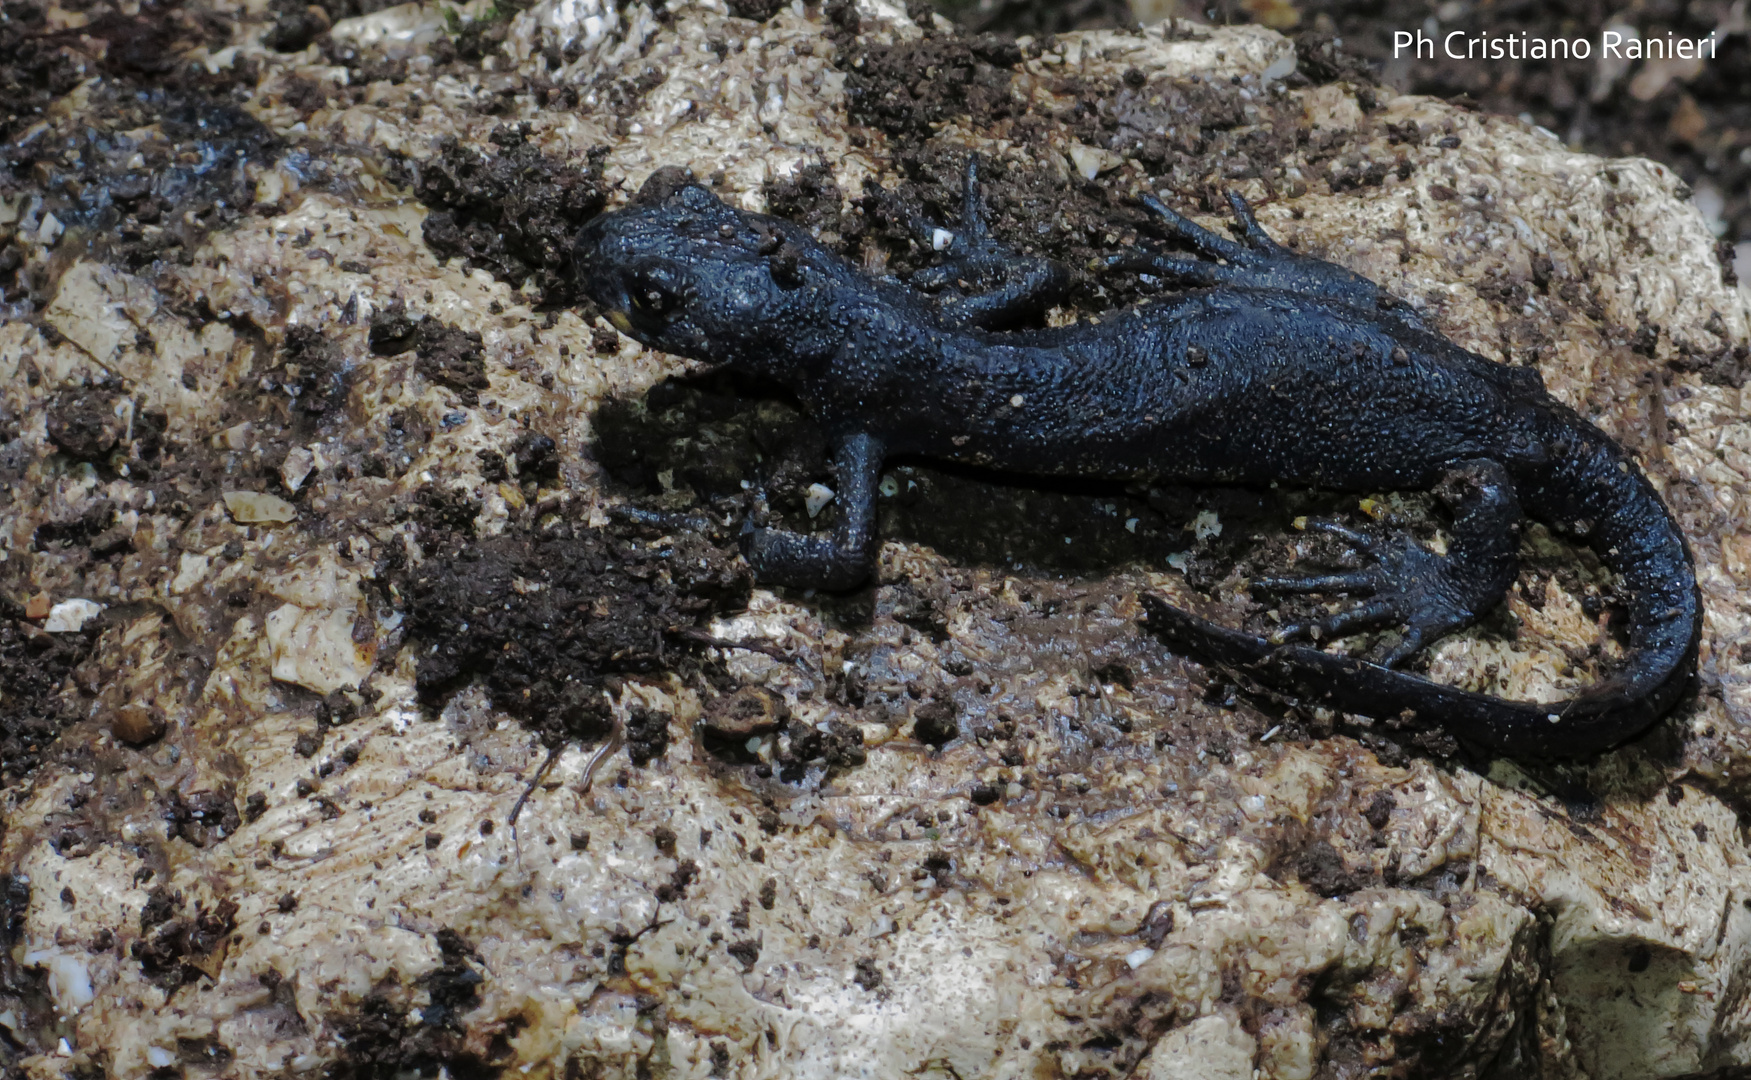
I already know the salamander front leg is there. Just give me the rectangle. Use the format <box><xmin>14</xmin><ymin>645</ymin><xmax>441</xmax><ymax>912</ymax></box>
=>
<box><xmin>741</xmin><ymin>431</ymin><xmax>884</xmax><ymax>591</ymax></box>
<box><xmin>908</xmin><ymin>155</ymin><xmax>1069</xmax><ymax>330</ymax></box>
<box><xmin>1253</xmin><ymin>461</ymin><xmax>1523</xmax><ymax>667</ymax></box>
<box><xmin>1111</xmin><ymin>190</ymin><xmax>1425</xmax><ymax>329</ymax></box>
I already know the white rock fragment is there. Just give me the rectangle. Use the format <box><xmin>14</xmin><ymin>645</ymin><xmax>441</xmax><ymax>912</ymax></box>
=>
<box><xmin>1137</xmin><ymin>1014</ymin><xmax>1257</xmax><ymax>1080</ymax></box>
<box><xmin>42</xmin><ymin>261</ymin><xmax>152</xmax><ymax>366</ymax></box>
<box><xmin>255</xmin><ymin>168</ymin><xmax>286</xmax><ymax>208</ymax></box>
<box><xmin>216</xmin><ymin>422</ymin><xmax>254</xmax><ymax>451</ymax></box>
<box><xmin>804</xmin><ymin>483</ymin><xmax>836</xmax><ymax>518</ymax></box>
<box><xmin>931</xmin><ymin>228</ymin><xmax>955</xmax><ymax>251</ymax></box>
<box><xmin>280</xmin><ymin>446</ymin><xmax>316</xmax><ymax>493</ymax></box>
<box><xmin>44</xmin><ymin>599</ymin><xmax>102</xmax><ymax>633</ymax></box>
<box><xmin>24</xmin><ymin>950</ymin><xmax>94</xmax><ymax>1010</ymax></box>
<box><xmin>224</xmin><ymin>490</ymin><xmax>297</xmax><ymax>524</ymax></box>
<box><xmin>329</xmin><ymin>0</ymin><xmax>451</xmax><ymax>55</ymax></box>
<box><xmin>1192</xmin><ymin>509</ymin><xmax>1222</xmax><ymax>540</ymax></box>
<box><xmin>170</xmin><ymin>552</ymin><xmax>210</xmax><ymax>595</ymax></box>
<box><xmin>1125</xmin><ymin>947</ymin><xmax>1154</xmax><ymax>969</ymax></box>
<box><xmin>266</xmin><ymin>604</ymin><xmax>373</xmax><ymax>693</ymax></box>
<box><xmin>1066</xmin><ymin>143</ymin><xmax>1121</xmax><ymax>181</ymax></box>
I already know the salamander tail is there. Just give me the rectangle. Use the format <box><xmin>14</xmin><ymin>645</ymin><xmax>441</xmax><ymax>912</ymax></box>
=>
<box><xmin>1141</xmin><ymin>578</ymin><xmax>1697</xmax><ymax>758</ymax></box>
<box><xmin>1142</xmin><ymin>404</ymin><xmax>1703</xmax><ymax>757</ymax></box>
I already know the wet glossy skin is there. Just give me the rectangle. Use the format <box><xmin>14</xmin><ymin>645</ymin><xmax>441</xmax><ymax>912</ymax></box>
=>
<box><xmin>573</xmin><ymin>163</ymin><xmax>1700</xmax><ymax>757</ymax></box>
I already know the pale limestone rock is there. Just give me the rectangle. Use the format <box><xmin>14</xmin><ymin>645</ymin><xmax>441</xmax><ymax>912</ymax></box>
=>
<box><xmin>0</xmin><ymin>0</ymin><xmax>1746</xmax><ymax>1076</ymax></box>
<box><xmin>279</xmin><ymin>446</ymin><xmax>316</xmax><ymax>493</ymax></box>
<box><xmin>264</xmin><ymin>603</ymin><xmax>372</xmax><ymax>693</ymax></box>
<box><xmin>43</xmin><ymin>598</ymin><xmax>103</xmax><ymax>633</ymax></box>
<box><xmin>223</xmin><ymin>490</ymin><xmax>299</xmax><ymax>523</ymax></box>
<box><xmin>1138</xmin><ymin>1013</ymin><xmax>1258</xmax><ymax>1080</ymax></box>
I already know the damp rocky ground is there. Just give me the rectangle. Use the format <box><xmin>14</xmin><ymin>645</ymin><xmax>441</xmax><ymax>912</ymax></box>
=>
<box><xmin>0</xmin><ymin>0</ymin><xmax>1749</xmax><ymax>1077</ymax></box>
<box><xmin>922</xmin><ymin>0</ymin><xmax>1751</xmax><ymax>289</ymax></box>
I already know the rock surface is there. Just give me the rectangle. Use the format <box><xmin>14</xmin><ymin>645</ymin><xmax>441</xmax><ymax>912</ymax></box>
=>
<box><xmin>0</xmin><ymin>0</ymin><xmax>1749</xmax><ymax>1077</ymax></box>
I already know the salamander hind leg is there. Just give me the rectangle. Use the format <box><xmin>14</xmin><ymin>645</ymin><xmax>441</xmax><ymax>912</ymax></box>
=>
<box><xmin>1252</xmin><ymin>461</ymin><xmax>1522</xmax><ymax>667</ymax></box>
<box><xmin>906</xmin><ymin>155</ymin><xmax>1069</xmax><ymax>330</ymax></box>
<box><xmin>1112</xmin><ymin>191</ymin><xmax>1425</xmax><ymax>328</ymax></box>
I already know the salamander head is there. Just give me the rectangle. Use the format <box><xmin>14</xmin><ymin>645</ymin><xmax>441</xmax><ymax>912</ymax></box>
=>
<box><xmin>573</xmin><ymin>167</ymin><xmax>847</xmax><ymax>377</ymax></box>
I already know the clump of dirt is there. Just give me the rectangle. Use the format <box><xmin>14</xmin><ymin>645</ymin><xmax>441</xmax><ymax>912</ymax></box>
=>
<box><xmin>911</xmin><ymin>698</ymin><xmax>960</xmax><ymax>746</ymax></box>
<box><xmin>695</xmin><ymin>685</ymin><xmax>864</xmax><ymax>785</ymax></box>
<box><xmin>163</xmin><ymin>787</ymin><xmax>242</xmax><ymax>848</ymax></box>
<box><xmin>841</xmin><ymin>30</ymin><xmax>1032</xmax><ymax>140</ymax></box>
<box><xmin>414</xmin><ymin>123</ymin><xmax>610</xmax><ymax>307</ymax></box>
<box><xmin>39</xmin><ymin>382</ymin><xmax>168</xmax><ymax>481</ymax></box>
<box><xmin>399</xmin><ymin>518</ymin><xmax>751</xmax><ymax>745</ymax></box>
<box><xmin>762</xmin><ymin>164</ymin><xmax>862</xmax><ymax>251</ymax></box>
<box><xmin>775</xmin><ymin>717</ymin><xmax>866</xmax><ymax>781</ymax></box>
<box><xmin>326</xmin><ymin>929</ymin><xmax>493</xmax><ymax>1080</ymax></box>
<box><xmin>624</xmin><ymin>706</ymin><xmax>673</xmax><ymax>766</ymax></box>
<box><xmin>416</xmin><ymin>929</ymin><xmax>486</xmax><ymax>1032</ymax></box>
<box><xmin>131</xmin><ymin>887</ymin><xmax>239</xmax><ymax>992</ymax></box>
<box><xmin>44</xmin><ymin>388</ymin><xmax>128</xmax><ymax>462</ymax></box>
<box><xmin>368</xmin><ymin>307</ymin><xmax>490</xmax><ymax>405</ymax></box>
<box><xmin>726</xmin><ymin>0</ymin><xmax>789</xmax><ymax>21</ymax></box>
<box><xmin>262</xmin><ymin>327</ymin><xmax>353</xmax><ymax>431</ymax></box>
<box><xmin>1670</xmin><ymin>340</ymin><xmax>1751</xmax><ymax>389</ymax></box>
<box><xmin>0</xmin><ymin>612</ymin><xmax>91</xmax><ymax>786</ymax></box>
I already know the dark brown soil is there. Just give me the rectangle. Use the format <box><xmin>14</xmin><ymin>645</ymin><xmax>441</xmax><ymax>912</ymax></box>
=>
<box><xmin>265</xmin><ymin>327</ymin><xmax>352</xmax><ymax>431</ymax></box>
<box><xmin>0</xmin><ymin>613</ymin><xmax>90</xmax><ymax>786</ymax></box>
<box><xmin>368</xmin><ymin>307</ymin><xmax>492</xmax><ymax>406</ymax></box>
<box><xmin>413</xmin><ymin>124</ymin><xmax>610</xmax><ymax>307</ymax></box>
<box><xmin>131</xmin><ymin>887</ymin><xmax>239</xmax><ymax>993</ymax></box>
<box><xmin>325</xmin><ymin>930</ymin><xmax>493</xmax><ymax>1080</ymax></box>
<box><xmin>397</xmin><ymin>520</ymin><xmax>751</xmax><ymax>746</ymax></box>
<box><xmin>824</xmin><ymin>19</ymin><xmax>1318</xmax><ymax>313</ymax></box>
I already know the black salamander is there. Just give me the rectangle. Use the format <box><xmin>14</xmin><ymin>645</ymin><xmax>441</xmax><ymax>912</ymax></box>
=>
<box><xmin>572</xmin><ymin>161</ymin><xmax>1701</xmax><ymax>757</ymax></box>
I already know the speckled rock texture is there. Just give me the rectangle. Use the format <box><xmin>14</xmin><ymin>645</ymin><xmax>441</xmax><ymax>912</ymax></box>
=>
<box><xmin>0</xmin><ymin>0</ymin><xmax>1749</xmax><ymax>1077</ymax></box>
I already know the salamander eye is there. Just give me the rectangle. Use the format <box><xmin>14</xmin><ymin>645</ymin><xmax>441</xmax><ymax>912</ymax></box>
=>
<box><xmin>627</xmin><ymin>266</ymin><xmax>683</xmax><ymax>318</ymax></box>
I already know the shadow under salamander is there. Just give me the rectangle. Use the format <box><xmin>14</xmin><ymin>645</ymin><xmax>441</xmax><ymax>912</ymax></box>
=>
<box><xmin>588</xmin><ymin>372</ymin><xmax>1689</xmax><ymax>793</ymax></box>
<box><xmin>588</xmin><ymin>370</ymin><xmax>1333</xmax><ymax>598</ymax></box>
